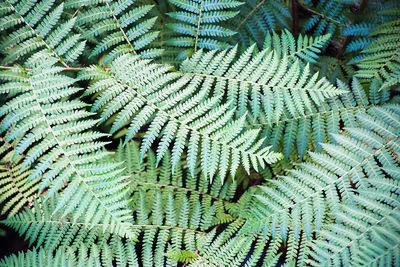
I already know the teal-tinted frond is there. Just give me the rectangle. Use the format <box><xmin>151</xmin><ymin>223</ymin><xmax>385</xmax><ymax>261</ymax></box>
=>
<box><xmin>314</xmin><ymin>56</ymin><xmax>355</xmax><ymax>83</ymax></box>
<box><xmin>229</xmin><ymin>0</ymin><xmax>290</xmax><ymax>47</ymax></box>
<box><xmin>262</xmin><ymin>30</ymin><xmax>331</xmax><ymax>64</ymax></box>
<box><xmin>0</xmin><ymin>137</ymin><xmax>39</xmax><ymax>217</ymax></box>
<box><xmin>0</xmin><ymin>0</ymin><xmax>85</xmax><ymax>66</ymax></box>
<box><xmin>243</xmin><ymin>105</ymin><xmax>400</xmax><ymax>242</ymax></box>
<box><xmin>70</xmin><ymin>0</ymin><xmax>162</xmax><ymax>62</ymax></box>
<box><xmin>180</xmin><ymin>46</ymin><xmax>345</xmax><ymax>123</ymax></box>
<box><xmin>164</xmin><ymin>0</ymin><xmax>242</xmax><ymax>59</ymax></box>
<box><xmin>352</xmin><ymin>17</ymin><xmax>400</xmax><ymax>81</ymax></box>
<box><xmin>311</xmin><ymin>177</ymin><xmax>400</xmax><ymax>265</ymax></box>
<box><xmin>118</xmin><ymin>141</ymin><xmax>238</xmax><ymax>226</ymax></box>
<box><xmin>0</xmin><ymin>57</ymin><xmax>134</xmax><ymax>238</ymax></box>
<box><xmin>302</xmin><ymin>0</ymin><xmax>347</xmax><ymax>37</ymax></box>
<box><xmin>168</xmin><ymin>220</ymin><xmax>313</xmax><ymax>266</ymax></box>
<box><xmin>80</xmin><ymin>53</ymin><xmax>282</xmax><ymax>179</ymax></box>
<box><xmin>0</xmin><ymin>246</ymin><xmax>95</xmax><ymax>267</ymax></box>
<box><xmin>0</xmin><ymin>160</ymin><xmax>39</xmax><ymax>218</ymax></box>
<box><xmin>255</xmin><ymin>77</ymin><xmax>380</xmax><ymax>159</ymax></box>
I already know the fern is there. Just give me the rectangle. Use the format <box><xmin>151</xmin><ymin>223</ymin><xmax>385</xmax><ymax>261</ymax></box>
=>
<box><xmin>243</xmin><ymin>105</ymin><xmax>400</xmax><ymax>242</ymax></box>
<box><xmin>0</xmin><ymin>138</ymin><xmax>39</xmax><ymax>217</ymax></box>
<box><xmin>351</xmin><ymin>17</ymin><xmax>400</xmax><ymax>81</ymax></box>
<box><xmin>0</xmin><ymin>0</ymin><xmax>85</xmax><ymax>67</ymax></box>
<box><xmin>1</xmin><ymin>1</ymin><xmax>400</xmax><ymax>265</ymax></box>
<box><xmin>262</xmin><ymin>30</ymin><xmax>331</xmax><ymax>64</ymax></box>
<box><xmin>80</xmin><ymin>53</ymin><xmax>282</xmax><ymax>179</ymax></box>
<box><xmin>67</xmin><ymin>0</ymin><xmax>162</xmax><ymax>63</ymax></box>
<box><xmin>256</xmin><ymin>77</ymin><xmax>386</xmax><ymax>159</ymax></box>
<box><xmin>179</xmin><ymin>45</ymin><xmax>345</xmax><ymax>122</ymax></box>
<box><xmin>163</xmin><ymin>0</ymin><xmax>242</xmax><ymax>60</ymax></box>
<box><xmin>230</xmin><ymin>0</ymin><xmax>291</xmax><ymax>47</ymax></box>
<box><xmin>0</xmin><ymin>57</ymin><xmax>134</xmax><ymax>238</ymax></box>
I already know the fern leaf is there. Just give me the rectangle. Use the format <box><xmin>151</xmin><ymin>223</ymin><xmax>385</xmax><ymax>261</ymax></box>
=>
<box><xmin>0</xmin><ymin>57</ymin><xmax>134</xmax><ymax>238</ymax></box>
<box><xmin>70</xmin><ymin>0</ymin><xmax>162</xmax><ymax>62</ymax></box>
<box><xmin>0</xmin><ymin>0</ymin><xmax>85</xmax><ymax>66</ymax></box>
<box><xmin>164</xmin><ymin>0</ymin><xmax>242</xmax><ymax>59</ymax></box>
<box><xmin>243</xmin><ymin>105</ymin><xmax>400</xmax><ymax>242</ymax></box>
<box><xmin>80</xmin><ymin>53</ymin><xmax>282</xmax><ymax>179</ymax></box>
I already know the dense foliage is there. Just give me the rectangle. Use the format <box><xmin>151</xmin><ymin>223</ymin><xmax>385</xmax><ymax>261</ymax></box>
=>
<box><xmin>0</xmin><ymin>0</ymin><xmax>399</xmax><ymax>266</ymax></box>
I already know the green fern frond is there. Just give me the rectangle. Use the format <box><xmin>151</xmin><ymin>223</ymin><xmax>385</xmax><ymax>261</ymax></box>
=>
<box><xmin>0</xmin><ymin>56</ymin><xmax>134</xmax><ymax>238</ymax></box>
<box><xmin>352</xmin><ymin>17</ymin><xmax>400</xmax><ymax>81</ymax></box>
<box><xmin>0</xmin><ymin>246</ymin><xmax>95</xmax><ymax>267</ymax></box>
<box><xmin>164</xmin><ymin>0</ymin><xmax>243</xmax><ymax>60</ymax></box>
<box><xmin>68</xmin><ymin>0</ymin><xmax>162</xmax><ymax>62</ymax></box>
<box><xmin>180</xmin><ymin>45</ymin><xmax>345</xmax><ymax>122</ymax></box>
<box><xmin>0</xmin><ymin>160</ymin><xmax>39</xmax><ymax>218</ymax></box>
<box><xmin>255</xmin><ymin>77</ymin><xmax>382</xmax><ymax>159</ymax></box>
<box><xmin>80</xmin><ymin>53</ymin><xmax>282</xmax><ymax>179</ymax></box>
<box><xmin>242</xmin><ymin>104</ymin><xmax>400</xmax><ymax>242</ymax></box>
<box><xmin>262</xmin><ymin>30</ymin><xmax>331</xmax><ymax>64</ymax></box>
<box><xmin>302</xmin><ymin>0</ymin><xmax>348</xmax><ymax>38</ymax></box>
<box><xmin>230</xmin><ymin>0</ymin><xmax>291</xmax><ymax>47</ymax></box>
<box><xmin>0</xmin><ymin>0</ymin><xmax>85</xmax><ymax>67</ymax></box>
<box><xmin>311</xmin><ymin>179</ymin><xmax>400</xmax><ymax>265</ymax></box>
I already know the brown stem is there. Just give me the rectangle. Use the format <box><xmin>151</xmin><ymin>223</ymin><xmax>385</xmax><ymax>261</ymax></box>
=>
<box><xmin>291</xmin><ymin>0</ymin><xmax>299</xmax><ymax>37</ymax></box>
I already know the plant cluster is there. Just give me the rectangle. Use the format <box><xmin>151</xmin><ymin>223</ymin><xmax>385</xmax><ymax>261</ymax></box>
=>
<box><xmin>0</xmin><ymin>0</ymin><xmax>399</xmax><ymax>266</ymax></box>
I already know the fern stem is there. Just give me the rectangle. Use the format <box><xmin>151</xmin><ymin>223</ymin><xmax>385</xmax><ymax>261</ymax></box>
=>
<box><xmin>104</xmin><ymin>0</ymin><xmax>138</xmax><ymax>55</ymax></box>
<box><xmin>194</xmin><ymin>0</ymin><xmax>204</xmax><ymax>52</ymax></box>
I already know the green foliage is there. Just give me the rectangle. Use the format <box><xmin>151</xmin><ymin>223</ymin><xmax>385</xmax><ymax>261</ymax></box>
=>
<box><xmin>0</xmin><ymin>0</ymin><xmax>85</xmax><ymax>66</ymax></box>
<box><xmin>0</xmin><ymin>0</ymin><xmax>399</xmax><ymax>266</ymax></box>
<box><xmin>164</xmin><ymin>0</ymin><xmax>242</xmax><ymax>60</ymax></box>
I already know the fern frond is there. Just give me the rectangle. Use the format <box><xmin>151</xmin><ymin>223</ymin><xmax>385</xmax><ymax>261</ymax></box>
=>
<box><xmin>242</xmin><ymin>104</ymin><xmax>400</xmax><ymax>242</ymax></box>
<box><xmin>262</xmin><ymin>29</ymin><xmax>331</xmax><ymax>64</ymax></box>
<box><xmin>164</xmin><ymin>0</ymin><xmax>242</xmax><ymax>60</ymax></box>
<box><xmin>255</xmin><ymin>77</ymin><xmax>381</xmax><ymax>159</ymax></box>
<box><xmin>0</xmin><ymin>57</ymin><xmax>134</xmax><ymax>238</ymax></box>
<box><xmin>229</xmin><ymin>0</ymin><xmax>290</xmax><ymax>47</ymax></box>
<box><xmin>0</xmin><ymin>160</ymin><xmax>39</xmax><ymax>218</ymax></box>
<box><xmin>69</xmin><ymin>0</ymin><xmax>162</xmax><ymax>62</ymax></box>
<box><xmin>0</xmin><ymin>0</ymin><xmax>85</xmax><ymax>67</ymax></box>
<box><xmin>0</xmin><ymin>246</ymin><xmax>95</xmax><ymax>267</ymax></box>
<box><xmin>180</xmin><ymin>46</ymin><xmax>345</xmax><ymax>122</ymax></box>
<box><xmin>80</xmin><ymin>53</ymin><xmax>282</xmax><ymax>179</ymax></box>
<box><xmin>352</xmin><ymin>17</ymin><xmax>400</xmax><ymax>81</ymax></box>
<box><xmin>302</xmin><ymin>0</ymin><xmax>347</xmax><ymax>38</ymax></box>
<box><xmin>311</xmin><ymin>183</ymin><xmax>400</xmax><ymax>265</ymax></box>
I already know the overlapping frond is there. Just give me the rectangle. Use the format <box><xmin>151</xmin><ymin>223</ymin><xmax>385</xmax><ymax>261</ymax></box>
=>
<box><xmin>302</xmin><ymin>0</ymin><xmax>347</xmax><ymax>38</ymax></box>
<box><xmin>351</xmin><ymin>17</ymin><xmax>400</xmax><ymax>81</ymax></box>
<box><xmin>229</xmin><ymin>0</ymin><xmax>290</xmax><ymax>47</ymax></box>
<box><xmin>0</xmin><ymin>0</ymin><xmax>85</xmax><ymax>66</ymax></box>
<box><xmin>164</xmin><ymin>0</ymin><xmax>242</xmax><ymax>60</ymax></box>
<box><xmin>67</xmin><ymin>0</ymin><xmax>162</xmax><ymax>62</ymax></box>
<box><xmin>0</xmin><ymin>246</ymin><xmax>96</xmax><ymax>267</ymax></box>
<box><xmin>255</xmin><ymin>77</ymin><xmax>383</xmax><ymax>159</ymax></box>
<box><xmin>262</xmin><ymin>30</ymin><xmax>331</xmax><ymax>64</ymax></box>
<box><xmin>0</xmin><ymin>144</ymin><xmax>39</xmax><ymax>217</ymax></box>
<box><xmin>180</xmin><ymin>45</ymin><xmax>345</xmax><ymax>123</ymax></box>
<box><xmin>0</xmin><ymin>57</ymin><xmax>133</xmax><ymax>238</ymax></box>
<box><xmin>311</xmin><ymin>170</ymin><xmax>400</xmax><ymax>266</ymax></box>
<box><xmin>241</xmin><ymin>105</ymin><xmax>400</xmax><ymax>243</ymax></box>
<box><xmin>80</xmin><ymin>53</ymin><xmax>282</xmax><ymax>179</ymax></box>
